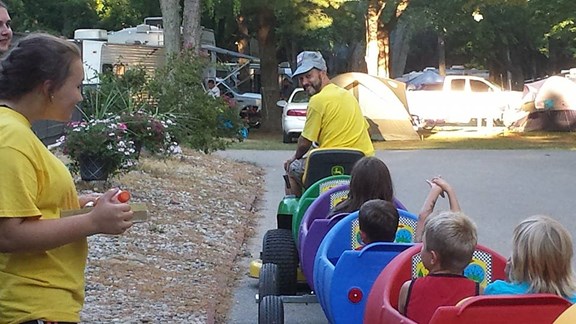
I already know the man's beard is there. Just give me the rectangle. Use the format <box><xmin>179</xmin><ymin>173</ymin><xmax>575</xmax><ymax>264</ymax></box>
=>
<box><xmin>306</xmin><ymin>79</ymin><xmax>322</xmax><ymax>96</ymax></box>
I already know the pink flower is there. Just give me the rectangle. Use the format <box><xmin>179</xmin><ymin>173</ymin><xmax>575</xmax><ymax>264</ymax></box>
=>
<box><xmin>67</xmin><ymin>121</ymin><xmax>85</xmax><ymax>128</ymax></box>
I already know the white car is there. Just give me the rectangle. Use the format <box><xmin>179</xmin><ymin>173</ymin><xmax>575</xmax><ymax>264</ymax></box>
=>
<box><xmin>277</xmin><ymin>88</ymin><xmax>309</xmax><ymax>143</ymax></box>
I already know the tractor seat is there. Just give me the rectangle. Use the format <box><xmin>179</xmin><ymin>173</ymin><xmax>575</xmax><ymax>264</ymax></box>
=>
<box><xmin>302</xmin><ymin>148</ymin><xmax>365</xmax><ymax>189</ymax></box>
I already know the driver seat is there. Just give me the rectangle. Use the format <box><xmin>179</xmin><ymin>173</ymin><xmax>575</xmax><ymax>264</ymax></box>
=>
<box><xmin>302</xmin><ymin>148</ymin><xmax>365</xmax><ymax>189</ymax></box>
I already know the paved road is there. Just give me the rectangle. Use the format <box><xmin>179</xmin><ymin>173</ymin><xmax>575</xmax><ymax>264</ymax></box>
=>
<box><xmin>219</xmin><ymin>149</ymin><xmax>576</xmax><ymax>324</ymax></box>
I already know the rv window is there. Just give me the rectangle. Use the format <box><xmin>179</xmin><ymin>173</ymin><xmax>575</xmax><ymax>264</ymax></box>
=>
<box><xmin>102</xmin><ymin>64</ymin><xmax>113</xmax><ymax>74</ymax></box>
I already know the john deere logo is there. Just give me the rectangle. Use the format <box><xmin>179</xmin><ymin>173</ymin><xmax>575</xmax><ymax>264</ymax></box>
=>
<box><xmin>331</xmin><ymin>165</ymin><xmax>345</xmax><ymax>175</ymax></box>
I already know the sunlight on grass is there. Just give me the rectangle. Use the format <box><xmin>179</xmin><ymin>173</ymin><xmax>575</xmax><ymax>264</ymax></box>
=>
<box><xmin>230</xmin><ymin>128</ymin><xmax>576</xmax><ymax>150</ymax></box>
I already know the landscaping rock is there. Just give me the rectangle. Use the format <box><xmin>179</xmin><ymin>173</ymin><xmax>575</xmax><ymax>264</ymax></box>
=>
<box><xmin>77</xmin><ymin>150</ymin><xmax>264</xmax><ymax>323</ymax></box>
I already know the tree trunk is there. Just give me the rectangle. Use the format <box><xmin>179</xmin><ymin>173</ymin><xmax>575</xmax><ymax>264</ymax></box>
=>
<box><xmin>438</xmin><ymin>33</ymin><xmax>446</xmax><ymax>76</ymax></box>
<box><xmin>390</xmin><ymin>20</ymin><xmax>410</xmax><ymax>78</ymax></box>
<box><xmin>236</xmin><ymin>15</ymin><xmax>251</xmax><ymax>92</ymax></box>
<box><xmin>350</xmin><ymin>42</ymin><xmax>368</xmax><ymax>73</ymax></box>
<box><xmin>256</xmin><ymin>7</ymin><xmax>281</xmax><ymax>132</ymax></box>
<box><xmin>182</xmin><ymin>0</ymin><xmax>201</xmax><ymax>53</ymax></box>
<box><xmin>159</xmin><ymin>0</ymin><xmax>182</xmax><ymax>56</ymax></box>
<box><xmin>368</xmin><ymin>0</ymin><xmax>410</xmax><ymax>78</ymax></box>
<box><xmin>365</xmin><ymin>0</ymin><xmax>383</xmax><ymax>76</ymax></box>
<box><xmin>377</xmin><ymin>27</ymin><xmax>390</xmax><ymax>78</ymax></box>
<box><xmin>236</xmin><ymin>15</ymin><xmax>250</xmax><ymax>54</ymax></box>
<box><xmin>290</xmin><ymin>39</ymin><xmax>298</xmax><ymax>70</ymax></box>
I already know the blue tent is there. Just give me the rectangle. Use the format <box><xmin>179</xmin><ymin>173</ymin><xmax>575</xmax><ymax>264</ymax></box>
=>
<box><xmin>405</xmin><ymin>70</ymin><xmax>444</xmax><ymax>89</ymax></box>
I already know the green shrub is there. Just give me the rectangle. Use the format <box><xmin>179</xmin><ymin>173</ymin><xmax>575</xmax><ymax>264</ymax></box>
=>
<box><xmin>147</xmin><ymin>49</ymin><xmax>245</xmax><ymax>153</ymax></box>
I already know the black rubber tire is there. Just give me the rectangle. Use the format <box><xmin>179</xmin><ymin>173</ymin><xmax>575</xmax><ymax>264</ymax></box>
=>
<box><xmin>258</xmin><ymin>295</ymin><xmax>284</xmax><ymax>324</ymax></box>
<box><xmin>262</xmin><ymin>229</ymin><xmax>298</xmax><ymax>295</ymax></box>
<box><xmin>282</xmin><ymin>132</ymin><xmax>291</xmax><ymax>143</ymax></box>
<box><xmin>259</xmin><ymin>263</ymin><xmax>279</xmax><ymax>299</ymax></box>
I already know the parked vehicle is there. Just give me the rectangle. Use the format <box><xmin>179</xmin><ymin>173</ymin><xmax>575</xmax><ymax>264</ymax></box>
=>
<box><xmin>276</xmin><ymin>88</ymin><xmax>309</xmax><ymax>143</ymax></box>
<box><xmin>406</xmin><ymin>75</ymin><xmax>523</xmax><ymax>127</ymax></box>
<box><xmin>216</xmin><ymin>78</ymin><xmax>262</xmax><ymax>128</ymax></box>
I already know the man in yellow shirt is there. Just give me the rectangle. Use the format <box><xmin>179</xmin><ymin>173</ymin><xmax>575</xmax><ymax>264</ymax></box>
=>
<box><xmin>284</xmin><ymin>51</ymin><xmax>374</xmax><ymax>196</ymax></box>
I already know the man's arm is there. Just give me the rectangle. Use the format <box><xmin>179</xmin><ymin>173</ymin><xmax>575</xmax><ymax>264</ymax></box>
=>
<box><xmin>294</xmin><ymin>136</ymin><xmax>312</xmax><ymax>160</ymax></box>
<box><xmin>284</xmin><ymin>136</ymin><xmax>312</xmax><ymax>171</ymax></box>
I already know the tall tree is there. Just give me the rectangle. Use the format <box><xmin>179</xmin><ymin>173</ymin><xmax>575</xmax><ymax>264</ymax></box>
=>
<box><xmin>159</xmin><ymin>0</ymin><xmax>181</xmax><ymax>55</ymax></box>
<box><xmin>528</xmin><ymin>0</ymin><xmax>576</xmax><ymax>73</ymax></box>
<box><xmin>247</xmin><ymin>0</ymin><xmax>350</xmax><ymax>131</ymax></box>
<box><xmin>7</xmin><ymin>0</ymin><xmax>99</xmax><ymax>37</ymax></box>
<box><xmin>365</xmin><ymin>0</ymin><xmax>410</xmax><ymax>77</ymax></box>
<box><xmin>96</xmin><ymin>0</ymin><xmax>159</xmax><ymax>31</ymax></box>
<box><xmin>365</xmin><ymin>0</ymin><xmax>384</xmax><ymax>76</ymax></box>
<box><xmin>255</xmin><ymin>5</ymin><xmax>280</xmax><ymax>131</ymax></box>
<box><xmin>182</xmin><ymin>0</ymin><xmax>202</xmax><ymax>52</ymax></box>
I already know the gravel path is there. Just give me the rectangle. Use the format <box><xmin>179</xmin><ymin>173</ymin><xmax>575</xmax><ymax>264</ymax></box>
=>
<box><xmin>75</xmin><ymin>151</ymin><xmax>265</xmax><ymax>323</ymax></box>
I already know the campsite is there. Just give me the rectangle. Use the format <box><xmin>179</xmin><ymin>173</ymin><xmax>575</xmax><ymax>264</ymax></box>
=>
<box><xmin>290</xmin><ymin>68</ymin><xmax>576</xmax><ymax>142</ymax></box>
<box><xmin>4</xmin><ymin>1</ymin><xmax>576</xmax><ymax>323</ymax></box>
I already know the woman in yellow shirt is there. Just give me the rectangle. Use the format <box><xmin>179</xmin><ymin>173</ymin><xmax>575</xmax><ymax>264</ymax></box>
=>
<box><xmin>0</xmin><ymin>33</ymin><xmax>134</xmax><ymax>324</ymax></box>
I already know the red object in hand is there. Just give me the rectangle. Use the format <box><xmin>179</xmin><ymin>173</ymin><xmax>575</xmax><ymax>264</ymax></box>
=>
<box><xmin>116</xmin><ymin>190</ymin><xmax>131</xmax><ymax>203</ymax></box>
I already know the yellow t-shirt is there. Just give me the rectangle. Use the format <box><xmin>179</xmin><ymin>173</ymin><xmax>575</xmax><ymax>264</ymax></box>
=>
<box><xmin>0</xmin><ymin>107</ymin><xmax>86</xmax><ymax>324</ymax></box>
<box><xmin>301</xmin><ymin>83</ymin><xmax>374</xmax><ymax>156</ymax></box>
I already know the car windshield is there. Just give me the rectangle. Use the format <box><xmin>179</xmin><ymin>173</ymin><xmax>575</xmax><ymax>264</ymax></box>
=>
<box><xmin>292</xmin><ymin>90</ymin><xmax>310</xmax><ymax>103</ymax></box>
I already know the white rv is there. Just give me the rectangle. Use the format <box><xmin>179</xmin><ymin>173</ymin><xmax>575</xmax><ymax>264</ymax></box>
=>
<box><xmin>74</xmin><ymin>23</ymin><xmax>216</xmax><ymax>85</ymax></box>
<box><xmin>73</xmin><ymin>19</ymin><xmax>265</xmax><ymax>125</ymax></box>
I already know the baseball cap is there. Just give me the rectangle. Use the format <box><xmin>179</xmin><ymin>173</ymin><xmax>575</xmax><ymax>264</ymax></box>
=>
<box><xmin>292</xmin><ymin>51</ymin><xmax>327</xmax><ymax>78</ymax></box>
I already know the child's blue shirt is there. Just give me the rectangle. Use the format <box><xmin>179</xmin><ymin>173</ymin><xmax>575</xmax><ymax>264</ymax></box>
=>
<box><xmin>485</xmin><ymin>280</ymin><xmax>576</xmax><ymax>303</ymax></box>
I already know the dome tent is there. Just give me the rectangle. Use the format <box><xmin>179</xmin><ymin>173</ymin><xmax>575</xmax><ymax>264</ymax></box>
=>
<box><xmin>331</xmin><ymin>72</ymin><xmax>419</xmax><ymax>141</ymax></box>
<box><xmin>510</xmin><ymin>76</ymin><xmax>576</xmax><ymax>132</ymax></box>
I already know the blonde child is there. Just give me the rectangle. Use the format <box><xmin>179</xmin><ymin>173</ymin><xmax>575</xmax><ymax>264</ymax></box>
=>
<box><xmin>484</xmin><ymin>215</ymin><xmax>576</xmax><ymax>302</ymax></box>
<box><xmin>398</xmin><ymin>211</ymin><xmax>479</xmax><ymax>323</ymax></box>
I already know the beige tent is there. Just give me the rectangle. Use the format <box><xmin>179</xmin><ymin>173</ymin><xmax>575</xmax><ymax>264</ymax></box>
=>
<box><xmin>331</xmin><ymin>72</ymin><xmax>419</xmax><ymax>141</ymax></box>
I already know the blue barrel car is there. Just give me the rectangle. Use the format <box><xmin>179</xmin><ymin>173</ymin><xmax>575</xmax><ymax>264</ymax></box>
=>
<box><xmin>312</xmin><ymin>210</ymin><xmax>418</xmax><ymax>323</ymax></box>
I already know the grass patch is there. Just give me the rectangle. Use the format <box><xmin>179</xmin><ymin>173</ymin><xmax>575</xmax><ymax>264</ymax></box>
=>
<box><xmin>231</xmin><ymin>127</ymin><xmax>576</xmax><ymax>150</ymax></box>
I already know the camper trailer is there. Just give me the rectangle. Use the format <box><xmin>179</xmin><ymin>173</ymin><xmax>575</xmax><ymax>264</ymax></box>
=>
<box><xmin>73</xmin><ymin>22</ymin><xmax>216</xmax><ymax>85</ymax></box>
<box><xmin>73</xmin><ymin>19</ymin><xmax>265</xmax><ymax>110</ymax></box>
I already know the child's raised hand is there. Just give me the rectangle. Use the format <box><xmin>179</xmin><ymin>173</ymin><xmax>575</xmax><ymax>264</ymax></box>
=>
<box><xmin>431</xmin><ymin>176</ymin><xmax>451</xmax><ymax>189</ymax></box>
<box><xmin>431</xmin><ymin>176</ymin><xmax>461</xmax><ymax>212</ymax></box>
<box><xmin>426</xmin><ymin>177</ymin><xmax>445</xmax><ymax>198</ymax></box>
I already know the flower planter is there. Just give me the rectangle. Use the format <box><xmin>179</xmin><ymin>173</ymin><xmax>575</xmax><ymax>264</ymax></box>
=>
<box><xmin>79</xmin><ymin>155</ymin><xmax>112</xmax><ymax>181</ymax></box>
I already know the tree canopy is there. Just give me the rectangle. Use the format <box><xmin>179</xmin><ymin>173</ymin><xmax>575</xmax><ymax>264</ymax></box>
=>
<box><xmin>6</xmin><ymin>0</ymin><xmax>575</xmax><ymax>88</ymax></box>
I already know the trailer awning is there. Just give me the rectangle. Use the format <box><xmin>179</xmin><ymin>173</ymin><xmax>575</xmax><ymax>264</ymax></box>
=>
<box><xmin>201</xmin><ymin>44</ymin><xmax>260</xmax><ymax>63</ymax></box>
